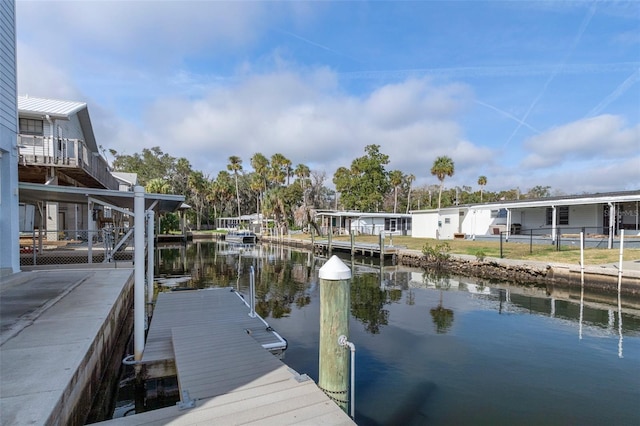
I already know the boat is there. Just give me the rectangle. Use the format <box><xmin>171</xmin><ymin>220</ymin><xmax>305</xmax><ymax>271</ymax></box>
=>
<box><xmin>225</xmin><ymin>230</ymin><xmax>257</xmax><ymax>244</ymax></box>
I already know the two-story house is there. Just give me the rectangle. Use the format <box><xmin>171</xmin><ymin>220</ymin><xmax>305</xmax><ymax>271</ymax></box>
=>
<box><xmin>17</xmin><ymin>95</ymin><xmax>122</xmax><ymax>239</ymax></box>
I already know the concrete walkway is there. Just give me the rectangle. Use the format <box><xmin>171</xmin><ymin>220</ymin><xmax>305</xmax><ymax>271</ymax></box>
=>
<box><xmin>0</xmin><ymin>266</ymin><xmax>134</xmax><ymax>425</ymax></box>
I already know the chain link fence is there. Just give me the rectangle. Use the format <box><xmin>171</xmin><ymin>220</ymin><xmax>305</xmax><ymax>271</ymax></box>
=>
<box><xmin>19</xmin><ymin>227</ymin><xmax>135</xmax><ymax>266</ymax></box>
<box><xmin>496</xmin><ymin>226</ymin><xmax>636</xmax><ymax>258</ymax></box>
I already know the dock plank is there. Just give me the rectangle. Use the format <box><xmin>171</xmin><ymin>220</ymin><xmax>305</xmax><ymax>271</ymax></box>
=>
<box><xmin>101</xmin><ymin>288</ymin><xmax>355</xmax><ymax>425</ymax></box>
<box><xmin>142</xmin><ymin>288</ymin><xmax>285</xmax><ymax>366</ymax></box>
<box><xmin>171</xmin><ymin>324</ymin><xmax>288</xmax><ymax>400</ymax></box>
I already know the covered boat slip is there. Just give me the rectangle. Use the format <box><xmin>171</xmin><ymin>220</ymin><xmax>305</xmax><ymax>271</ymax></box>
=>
<box><xmin>225</xmin><ymin>230</ymin><xmax>258</xmax><ymax>244</ymax></box>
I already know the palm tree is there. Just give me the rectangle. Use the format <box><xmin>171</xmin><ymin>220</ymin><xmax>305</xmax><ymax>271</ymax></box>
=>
<box><xmin>145</xmin><ymin>178</ymin><xmax>171</xmax><ymax>194</ymax></box>
<box><xmin>250</xmin><ymin>153</ymin><xmax>270</xmax><ymax>231</ymax></box>
<box><xmin>187</xmin><ymin>171</ymin><xmax>208</xmax><ymax>230</ymax></box>
<box><xmin>249</xmin><ymin>174</ymin><xmax>263</xmax><ymax>218</ymax></box>
<box><xmin>294</xmin><ymin>163</ymin><xmax>311</xmax><ymax>206</ymax></box>
<box><xmin>269</xmin><ymin>153</ymin><xmax>289</xmax><ymax>186</ymax></box>
<box><xmin>389</xmin><ymin>170</ymin><xmax>404</xmax><ymax>213</ymax></box>
<box><xmin>405</xmin><ymin>173</ymin><xmax>415</xmax><ymax>214</ymax></box>
<box><xmin>210</xmin><ymin>171</ymin><xmax>234</xmax><ymax>221</ymax></box>
<box><xmin>430</xmin><ymin>156</ymin><xmax>455</xmax><ymax>209</ymax></box>
<box><xmin>478</xmin><ymin>175</ymin><xmax>487</xmax><ymax>202</ymax></box>
<box><xmin>227</xmin><ymin>155</ymin><xmax>243</xmax><ymax>218</ymax></box>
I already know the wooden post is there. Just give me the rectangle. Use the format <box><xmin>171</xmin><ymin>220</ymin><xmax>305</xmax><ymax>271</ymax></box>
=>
<box><xmin>319</xmin><ymin>255</ymin><xmax>352</xmax><ymax>413</ymax></box>
<box><xmin>379</xmin><ymin>232</ymin><xmax>384</xmax><ymax>261</ymax></box>
<box><xmin>328</xmin><ymin>228</ymin><xmax>333</xmax><ymax>254</ymax></box>
<box><xmin>350</xmin><ymin>232</ymin><xmax>355</xmax><ymax>257</ymax></box>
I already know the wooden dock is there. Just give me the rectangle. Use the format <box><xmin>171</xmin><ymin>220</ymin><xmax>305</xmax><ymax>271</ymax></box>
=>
<box><xmin>312</xmin><ymin>239</ymin><xmax>403</xmax><ymax>259</ymax></box>
<box><xmin>141</xmin><ymin>288</ymin><xmax>287</xmax><ymax>378</ymax></box>
<box><xmin>102</xmin><ymin>288</ymin><xmax>355</xmax><ymax>425</ymax></box>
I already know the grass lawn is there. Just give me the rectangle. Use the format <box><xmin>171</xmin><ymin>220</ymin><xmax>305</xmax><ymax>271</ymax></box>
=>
<box><xmin>277</xmin><ymin>234</ymin><xmax>640</xmax><ymax>266</ymax></box>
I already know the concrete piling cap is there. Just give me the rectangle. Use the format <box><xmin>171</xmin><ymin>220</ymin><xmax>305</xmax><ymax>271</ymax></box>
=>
<box><xmin>319</xmin><ymin>255</ymin><xmax>352</xmax><ymax>280</ymax></box>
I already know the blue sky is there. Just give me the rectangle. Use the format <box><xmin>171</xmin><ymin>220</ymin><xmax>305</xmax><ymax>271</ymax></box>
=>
<box><xmin>16</xmin><ymin>1</ymin><xmax>640</xmax><ymax>194</ymax></box>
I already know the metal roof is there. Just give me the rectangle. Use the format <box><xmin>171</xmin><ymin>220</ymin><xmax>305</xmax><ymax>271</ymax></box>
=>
<box><xmin>467</xmin><ymin>190</ymin><xmax>640</xmax><ymax>210</ymax></box>
<box><xmin>111</xmin><ymin>172</ymin><xmax>138</xmax><ymax>186</ymax></box>
<box><xmin>411</xmin><ymin>190</ymin><xmax>640</xmax><ymax>213</ymax></box>
<box><xmin>18</xmin><ymin>96</ymin><xmax>86</xmax><ymax>119</ymax></box>
<box><xmin>19</xmin><ymin>182</ymin><xmax>185</xmax><ymax>213</ymax></box>
<box><xmin>17</xmin><ymin>96</ymin><xmax>98</xmax><ymax>152</ymax></box>
<box><xmin>316</xmin><ymin>211</ymin><xmax>411</xmax><ymax>218</ymax></box>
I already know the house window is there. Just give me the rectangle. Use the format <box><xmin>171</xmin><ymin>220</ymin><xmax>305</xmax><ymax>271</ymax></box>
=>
<box><xmin>19</xmin><ymin>118</ymin><xmax>44</xmax><ymax>136</ymax></box>
<box><xmin>546</xmin><ymin>207</ymin><xmax>569</xmax><ymax>225</ymax></box>
<box><xmin>558</xmin><ymin>206</ymin><xmax>569</xmax><ymax>225</ymax></box>
<box><xmin>385</xmin><ymin>218</ymin><xmax>397</xmax><ymax>232</ymax></box>
<box><xmin>444</xmin><ymin>218</ymin><xmax>451</xmax><ymax>224</ymax></box>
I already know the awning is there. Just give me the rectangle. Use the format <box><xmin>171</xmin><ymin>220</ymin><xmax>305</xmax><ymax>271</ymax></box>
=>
<box><xmin>18</xmin><ymin>182</ymin><xmax>185</xmax><ymax>213</ymax></box>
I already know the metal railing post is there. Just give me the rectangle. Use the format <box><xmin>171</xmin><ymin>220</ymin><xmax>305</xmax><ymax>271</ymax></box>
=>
<box><xmin>249</xmin><ymin>266</ymin><xmax>256</xmax><ymax>318</ymax></box>
<box><xmin>134</xmin><ymin>186</ymin><xmax>146</xmax><ymax>361</ymax></box>
<box><xmin>338</xmin><ymin>335</ymin><xmax>356</xmax><ymax>419</ymax></box>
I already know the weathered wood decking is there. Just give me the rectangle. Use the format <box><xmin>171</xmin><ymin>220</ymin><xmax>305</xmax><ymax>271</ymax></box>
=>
<box><xmin>312</xmin><ymin>239</ymin><xmax>403</xmax><ymax>258</ymax></box>
<box><xmin>103</xmin><ymin>288</ymin><xmax>355</xmax><ymax>425</ymax></box>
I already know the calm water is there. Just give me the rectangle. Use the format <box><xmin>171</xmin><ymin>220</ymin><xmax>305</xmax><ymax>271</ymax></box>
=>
<box><xmin>133</xmin><ymin>241</ymin><xmax>640</xmax><ymax>424</ymax></box>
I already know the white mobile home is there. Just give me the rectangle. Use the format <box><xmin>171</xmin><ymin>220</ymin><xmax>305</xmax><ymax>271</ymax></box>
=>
<box><xmin>316</xmin><ymin>211</ymin><xmax>412</xmax><ymax>236</ymax></box>
<box><xmin>412</xmin><ymin>190</ymin><xmax>640</xmax><ymax>242</ymax></box>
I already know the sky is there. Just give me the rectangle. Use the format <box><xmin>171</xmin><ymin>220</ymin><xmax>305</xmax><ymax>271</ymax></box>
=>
<box><xmin>15</xmin><ymin>0</ymin><xmax>640</xmax><ymax>195</ymax></box>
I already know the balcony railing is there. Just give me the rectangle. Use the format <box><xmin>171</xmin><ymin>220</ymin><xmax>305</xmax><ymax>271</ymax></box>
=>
<box><xmin>18</xmin><ymin>135</ymin><xmax>120</xmax><ymax>190</ymax></box>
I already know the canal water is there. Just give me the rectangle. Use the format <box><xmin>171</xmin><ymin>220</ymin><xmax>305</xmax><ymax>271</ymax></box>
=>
<box><xmin>113</xmin><ymin>240</ymin><xmax>640</xmax><ymax>425</ymax></box>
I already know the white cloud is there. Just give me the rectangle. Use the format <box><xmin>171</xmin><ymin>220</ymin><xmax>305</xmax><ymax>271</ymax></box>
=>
<box><xmin>521</xmin><ymin>115</ymin><xmax>640</xmax><ymax>169</ymax></box>
<box><xmin>17</xmin><ymin>1</ymin><xmax>271</xmax><ymax>60</ymax></box>
<box><xmin>15</xmin><ymin>1</ymin><xmax>637</xmax><ymax>195</ymax></box>
<box><xmin>16</xmin><ymin>42</ymin><xmax>84</xmax><ymax>100</ymax></box>
<box><xmin>132</xmin><ymin>70</ymin><xmax>487</xmax><ymax>185</ymax></box>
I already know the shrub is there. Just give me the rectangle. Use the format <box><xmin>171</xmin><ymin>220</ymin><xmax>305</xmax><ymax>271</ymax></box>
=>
<box><xmin>422</xmin><ymin>242</ymin><xmax>451</xmax><ymax>268</ymax></box>
<box><xmin>475</xmin><ymin>250</ymin><xmax>486</xmax><ymax>261</ymax></box>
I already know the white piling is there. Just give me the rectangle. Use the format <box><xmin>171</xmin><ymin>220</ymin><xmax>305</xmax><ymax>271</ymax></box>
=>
<box><xmin>617</xmin><ymin>230</ymin><xmax>624</xmax><ymax>358</ymax></box>
<box><xmin>147</xmin><ymin>210</ymin><xmax>155</xmax><ymax>307</ymax></box>
<box><xmin>617</xmin><ymin>230</ymin><xmax>624</xmax><ymax>293</ymax></box>
<box><xmin>579</xmin><ymin>231</ymin><xmax>584</xmax><ymax>340</ymax></box>
<box><xmin>134</xmin><ymin>186</ymin><xmax>146</xmax><ymax>361</ymax></box>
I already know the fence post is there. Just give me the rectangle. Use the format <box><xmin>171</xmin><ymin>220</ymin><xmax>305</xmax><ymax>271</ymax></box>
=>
<box><xmin>500</xmin><ymin>231</ymin><xmax>503</xmax><ymax>259</ymax></box>
<box><xmin>318</xmin><ymin>256</ymin><xmax>352</xmax><ymax>414</ymax></box>
<box><xmin>530</xmin><ymin>229</ymin><xmax>533</xmax><ymax>255</ymax></box>
<box><xmin>350</xmin><ymin>232</ymin><xmax>355</xmax><ymax>257</ymax></box>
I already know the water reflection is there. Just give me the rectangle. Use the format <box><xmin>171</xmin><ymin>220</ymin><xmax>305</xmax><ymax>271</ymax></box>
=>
<box><xmin>152</xmin><ymin>241</ymin><xmax>640</xmax><ymax>425</ymax></box>
<box><xmin>155</xmin><ymin>241</ymin><xmax>640</xmax><ymax>344</ymax></box>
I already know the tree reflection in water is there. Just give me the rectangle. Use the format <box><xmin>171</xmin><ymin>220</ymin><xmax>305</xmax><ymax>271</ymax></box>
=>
<box><xmin>255</xmin><ymin>252</ymin><xmax>312</xmax><ymax>318</ymax></box>
<box><xmin>350</xmin><ymin>273</ymin><xmax>402</xmax><ymax>334</ymax></box>
<box><xmin>425</xmin><ymin>270</ymin><xmax>455</xmax><ymax>334</ymax></box>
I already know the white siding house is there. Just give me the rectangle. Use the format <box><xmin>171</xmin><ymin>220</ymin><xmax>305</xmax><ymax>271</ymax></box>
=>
<box><xmin>17</xmin><ymin>96</ymin><xmax>124</xmax><ymax>239</ymax></box>
<box><xmin>0</xmin><ymin>0</ymin><xmax>19</xmax><ymax>275</ymax></box>
<box><xmin>316</xmin><ymin>211</ymin><xmax>412</xmax><ymax>236</ymax></box>
<box><xmin>412</xmin><ymin>191</ymin><xmax>640</xmax><ymax>245</ymax></box>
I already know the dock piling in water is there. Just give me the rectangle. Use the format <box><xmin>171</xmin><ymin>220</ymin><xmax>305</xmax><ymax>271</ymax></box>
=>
<box><xmin>318</xmin><ymin>255</ymin><xmax>352</xmax><ymax>413</ymax></box>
